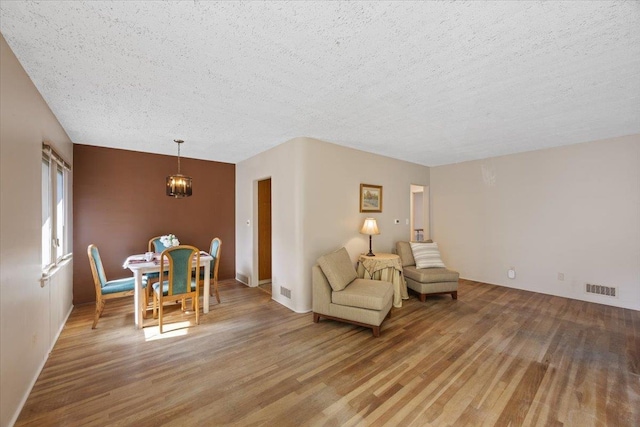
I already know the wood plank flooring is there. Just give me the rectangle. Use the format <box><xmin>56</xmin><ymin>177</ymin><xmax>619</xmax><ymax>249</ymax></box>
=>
<box><xmin>15</xmin><ymin>279</ymin><xmax>640</xmax><ymax>426</ymax></box>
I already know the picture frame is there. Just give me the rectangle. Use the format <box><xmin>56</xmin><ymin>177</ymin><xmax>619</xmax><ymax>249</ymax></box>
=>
<box><xmin>360</xmin><ymin>183</ymin><xmax>383</xmax><ymax>213</ymax></box>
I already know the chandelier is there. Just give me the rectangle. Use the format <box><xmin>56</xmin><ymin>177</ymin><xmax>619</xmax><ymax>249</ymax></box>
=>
<box><xmin>166</xmin><ymin>139</ymin><xmax>193</xmax><ymax>198</ymax></box>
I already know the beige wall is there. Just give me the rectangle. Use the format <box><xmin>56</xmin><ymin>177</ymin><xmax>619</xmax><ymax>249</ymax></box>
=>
<box><xmin>0</xmin><ymin>34</ymin><xmax>74</xmax><ymax>427</ymax></box>
<box><xmin>431</xmin><ymin>134</ymin><xmax>640</xmax><ymax>311</ymax></box>
<box><xmin>236</xmin><ymin>139</ymin><xmax>306</xmax><ymax>310</ymax></box>
<box><xmin>236</xmin><ymin>137</ymin><xmax>430</xmax><ymax>312</ymax></box>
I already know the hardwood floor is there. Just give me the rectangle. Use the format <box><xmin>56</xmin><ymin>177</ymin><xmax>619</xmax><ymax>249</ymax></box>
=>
<box><xmin>258</xmin><ymin>281</ymin><xmax>272</xmax><ymax>295</ymax></box>
<box><xmin>16</xmin><ymin>279</ymin><xmax>640</xmax><ymax>426</ymax></box>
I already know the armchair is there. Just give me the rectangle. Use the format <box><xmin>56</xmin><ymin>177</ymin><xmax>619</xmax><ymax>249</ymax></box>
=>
<box><xmin>312</xmin><ymin>247</ymin><xmax>393</xmax><ymax>337</ymax></box>
<box><xmin>396</xmin><ymin>241</ymin><xmax>459</xmax><ymax>301</ymax></box>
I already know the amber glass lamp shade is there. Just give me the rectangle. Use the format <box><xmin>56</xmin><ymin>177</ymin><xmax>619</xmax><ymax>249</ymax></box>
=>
<box><xmin>166</xmin><ymin>174</ymin><xmax>193</xmax><ymax>198</ymax></box>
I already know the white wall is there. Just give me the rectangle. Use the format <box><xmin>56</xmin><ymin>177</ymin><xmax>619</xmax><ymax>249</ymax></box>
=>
<box><xmin>0</xmin><ymin>34</ymin><xmax>74</xmax><ymax>427</ymax></box>
<box><xmin>413</xmin><ymin>192</ymin><xmax>424</xmax><ymax>230</ymax></box>
<box><xmin>237</xmin><ymin>137</ymin><xmax>430</xmax><ymax>313</ymax></box>
<box><xmin>236</xmin><ymin>139</ymin><xmax>306</xmax><ymax>310</ymax></box>
<box><xmin>431</xmin><ymin>134</ymin><xmax>640</xmax><ymax>311</ymax></box>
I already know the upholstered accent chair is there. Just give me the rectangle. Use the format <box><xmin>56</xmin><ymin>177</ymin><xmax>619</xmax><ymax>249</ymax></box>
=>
<box><xmin>152</xmin><ymin>245</ymin><xmax>200</xmax><ymax>333</ymax></box>
<box><xmin>88</xmin><ymin>244</ymin><xmax>147</xmax><ymax>329</ymax></box>
<box><xmin>396</xmin><ymin>241</ymin><xmax>459</xmax><ymax>301</ymax></box>
<box><xmin>199</xmin><ymin>237</ymin><xmax>222</xmax><ymax>303</ymax></box>
<box><xmin>312</xmin><ymin>247</ymin><xmax>393</xmax><ymax>337</ymax></box>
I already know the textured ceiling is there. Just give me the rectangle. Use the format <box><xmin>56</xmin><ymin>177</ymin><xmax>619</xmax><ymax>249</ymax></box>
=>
<box><xmin>1</xmin><ymin>1</ymin><xmax>639</xmax><ymax>166</ymax></box>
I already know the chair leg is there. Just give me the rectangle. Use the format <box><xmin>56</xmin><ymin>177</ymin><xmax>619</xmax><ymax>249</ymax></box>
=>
<box><xmin>213</xmin><ymin>279</ymin><xmax>220</xmax><ymax>303</ymax></box>
<box><xmin>419</xmin><ymin>293</ymin><xmax>426</xmax><ymax>302</ymax></box>
<box><xmin>159</xmin><ymin>299</ymin><xmax>164</xmax><ymax>334</ymax></box>
<box><xmin>153</xmin><ymin>292</ymin><xmax>158</xmax><ymax>319</ymax></box>
<box><xmin>195</xmin><ymin>294</ymin><xmax>200</xmax><ymax>325</ymax></box>
<box><xmin>372</xmin><ymin>325</ymin><xmax>380</xmax><ymax>337</ymax></box>
<box><xmin>313</xmin><ymin>312</ymin><xmax>320</xmax><ymax>323</ymax></box>
<box><xmin>452</xmin><ymin>291</ymin><xmax>458</xmax><ymax>300</ymax></box>
<box><xmin>91</xmin><ymin>300</ymin><xmax>104</xmax><ymax>329</ymax></box>
<box><xmin>143</xmin><ymin>289</ymin><xmax>149</xmax><ymax>319</ymax></box>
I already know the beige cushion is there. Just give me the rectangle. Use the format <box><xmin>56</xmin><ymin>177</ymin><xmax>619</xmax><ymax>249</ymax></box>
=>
<box><xmin>317</xmin><ymin>247</ymin><xmax>357</xmax><ymax>291</ymax></box>
<box><xmin>396</xmin><ymin>240</ymin><xmax>433</xmax><ymax>267</ymax></box>
<box><xmin>410</xmin><ymin>242</ymin><xmax>445</xmax><ymax>268</ymax></box>
<box><xmin>404</xmin><ymin>266</ymin><xmax>459</xmax><ymax>283</ymax></box>
<box><xmin>331</xmin><ymin>278</ymin><xmax>393</xmax><ymax>311</ymax></box>
<box><xmin>396</xmin><ymin>241</ymin><xmax>415</xmax><ymax>267</ymax></box>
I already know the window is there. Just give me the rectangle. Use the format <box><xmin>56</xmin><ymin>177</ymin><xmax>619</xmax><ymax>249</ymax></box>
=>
<box><xmin>42</xmin><ymin>143</ymin><xmax>71</xmax><ymax>271</ymax></box>
<box><xmin>42</xmin><ymin>156</ymin><xmax>51</xmax><ymax>269</ymax></box>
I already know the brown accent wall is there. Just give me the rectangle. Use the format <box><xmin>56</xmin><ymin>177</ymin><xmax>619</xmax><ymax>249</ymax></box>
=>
<box><xmin>73</xmin><ymin>144</ymin><xmax>235</xmax><ymax>304</ymax></box>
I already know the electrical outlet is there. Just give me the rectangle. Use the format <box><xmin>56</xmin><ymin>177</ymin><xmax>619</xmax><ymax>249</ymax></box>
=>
<box><xmin>507</xmin><ymin>268</ymin><xmax>516</xmax><ymax>279</ymax></box>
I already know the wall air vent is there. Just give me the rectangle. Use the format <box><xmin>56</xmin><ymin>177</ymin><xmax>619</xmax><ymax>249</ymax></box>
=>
<box><xmin>585</xmin><ymin>283</ymin><xmax>617</xmax><ymax>298</ymax></box>
<box><xmin>236</xmin><ymin>273</ymin><xmax>249</xmax><ymax>286</ymax></box>
<box><xmin>280</xmin><ymin>286</ymin><xmax>291</xmax><ymax>299</ymax></box>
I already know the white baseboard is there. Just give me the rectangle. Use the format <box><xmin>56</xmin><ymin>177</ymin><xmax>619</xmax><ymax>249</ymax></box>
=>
<box><xmin>7</xmin><ymin>304</ymin><xmax>73</xmax><ymax>427</ymax></box>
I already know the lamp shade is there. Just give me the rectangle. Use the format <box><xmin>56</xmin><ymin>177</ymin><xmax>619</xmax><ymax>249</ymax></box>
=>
<box><xmin>360</xmin><ymin>218</ymin><xmax>380</xmax><ymax>235</ymax></box>
<box><xmin>166</xmin><ymin>174</ymin><xmax>193</xmax><ymax>198</ymax></box>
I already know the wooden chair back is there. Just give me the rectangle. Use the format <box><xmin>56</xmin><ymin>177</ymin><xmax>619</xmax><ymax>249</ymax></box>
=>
<box><xmin>148</xmin><ymin>236</ymin><xmax>171</xmax><ymax>253</ymax></box>
<box><xmin>154</xmin><ymin>245</ymin><xmax>200</xmax><ymax>333</ymax></box>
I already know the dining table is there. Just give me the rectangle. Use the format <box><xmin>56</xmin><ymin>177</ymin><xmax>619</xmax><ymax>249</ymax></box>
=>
<box><xmin>123</xmin><ymin>251</ymin><xmax>214</xmax><ymax>329</ymax></box>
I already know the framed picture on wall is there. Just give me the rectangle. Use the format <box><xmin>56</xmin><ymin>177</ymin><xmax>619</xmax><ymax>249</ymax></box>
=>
<box><xmin>360</xmin><ymin>184</ymin><xmax>383</xmax><ymax>213</ymax></box>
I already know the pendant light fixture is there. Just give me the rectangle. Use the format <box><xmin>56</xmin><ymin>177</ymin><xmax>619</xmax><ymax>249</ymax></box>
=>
<box><xmin>166</xmin><ymin>139</ymin><xmax>193</xmax><ymax>198</ymax></box>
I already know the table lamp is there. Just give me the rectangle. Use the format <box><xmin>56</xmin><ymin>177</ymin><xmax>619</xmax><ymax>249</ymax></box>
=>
<box><xmin>360</xmin><ymin>218</ymin><xmax>380</xmax><ymax>256</ymax></box>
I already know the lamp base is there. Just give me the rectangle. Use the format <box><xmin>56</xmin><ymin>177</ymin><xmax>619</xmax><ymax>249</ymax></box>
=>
<box><xmin>366</xmin><ymin>235</ymin><xmax>375</xmax><ymax>256</ymax></box>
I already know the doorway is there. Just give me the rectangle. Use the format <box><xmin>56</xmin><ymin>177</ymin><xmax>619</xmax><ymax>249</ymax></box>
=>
<box><xmin>257</xmin><ymin>178</ymin><xmax>272</xmax><ymax>294</ymax></box>
<box><xmin>410</xmin><ymin>185</ymin><xmax>429</xmax><ymax>241</ymax></box>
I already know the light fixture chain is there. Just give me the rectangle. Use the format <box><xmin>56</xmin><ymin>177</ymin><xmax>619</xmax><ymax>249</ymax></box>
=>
<box><xmin>177</xmin><ymin>142</ymin><xmax>181</xmax><ymax>174</ymax></box>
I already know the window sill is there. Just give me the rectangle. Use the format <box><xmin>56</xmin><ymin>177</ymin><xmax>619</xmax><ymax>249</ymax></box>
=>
<box><xmin>42</xmin><ymin>254</ymin><xmax>73</xmax><ymax>279</ymax></box>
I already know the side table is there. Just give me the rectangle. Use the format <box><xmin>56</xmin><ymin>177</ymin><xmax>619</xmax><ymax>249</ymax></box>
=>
<box><xmin>357</xmin><ymin>253</ymin><xmax>409</xmax><ymax>308</ymax></box>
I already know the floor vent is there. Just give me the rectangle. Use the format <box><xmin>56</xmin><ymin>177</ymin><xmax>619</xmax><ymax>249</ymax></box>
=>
<box><xmin>280</xmin><ymin>286</ymin><xmax>291</xmax><ymax>299</ymax></box>
<box><xmin>236</xmin><ymin>273</ymin><xmax>249</xmax><ymax>286</ymax></box>
<box><xmin>586</xmin><ymin>283</ymin><xmax>617</xmax><ymax>298</ymax></box>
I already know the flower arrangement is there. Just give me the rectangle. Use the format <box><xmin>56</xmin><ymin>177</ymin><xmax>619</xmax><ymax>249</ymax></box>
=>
<box><xmin>160</xmin><ymin>234</ymin><xmax>180</xmax><ymax>248</ymax></box>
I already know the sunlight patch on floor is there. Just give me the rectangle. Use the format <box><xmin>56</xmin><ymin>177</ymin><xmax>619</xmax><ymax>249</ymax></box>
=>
<box><xmin>144</xmin><ymin>321</ymin><xmax>193</xmax><ymax>341</ymax></box>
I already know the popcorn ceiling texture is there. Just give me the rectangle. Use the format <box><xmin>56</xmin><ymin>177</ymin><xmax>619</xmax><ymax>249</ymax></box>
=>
<box><xmin>1</xmin><ymin>1</ymin><xmax>639</xmax><ymax>166</ymax></box>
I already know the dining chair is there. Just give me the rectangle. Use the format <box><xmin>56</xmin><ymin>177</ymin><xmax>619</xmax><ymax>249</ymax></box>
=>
<box><xmin>148</xmin><ymin>236</ymin><xmax>172</xmax><ymax>253</ymax></box>
<box><xmin>199</xmin><ymin>237</ymin><xmax>222</xmax><ymax>303</ymax></box>
<box><xmin>152</xmin><ymin>245</ymin><xmax>200</xmax><ymax>333</ymax></box>
<box><xmin>88</xmin><ymin>244</ymin><xmax>147</xmax><ymax>329</ymax></box>
<box><xmin>145</xmin><ymin>235</ymin><xmax>175</xmax><ymax>300</ymax></box>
